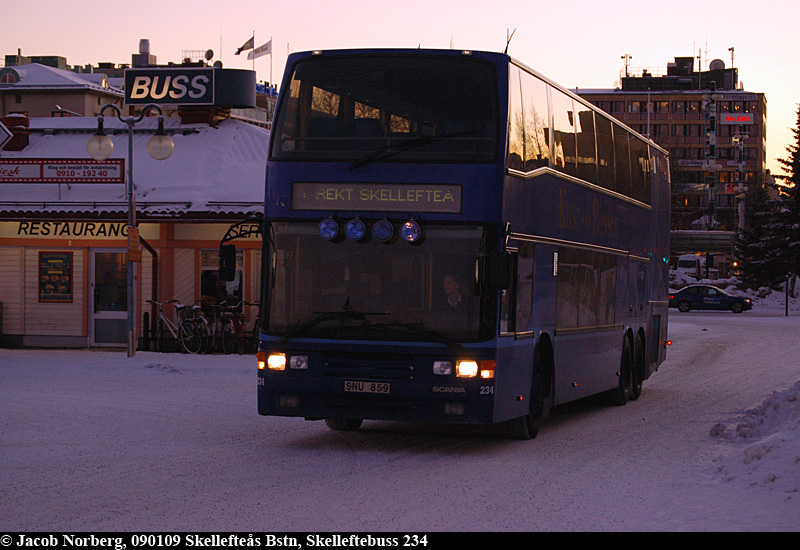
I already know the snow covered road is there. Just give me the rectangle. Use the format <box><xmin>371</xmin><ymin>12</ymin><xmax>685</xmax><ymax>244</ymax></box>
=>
<box><xmin>1</xmin><ymin>310</ymin><xmax>799</xmax><ymax>531</ymax></box>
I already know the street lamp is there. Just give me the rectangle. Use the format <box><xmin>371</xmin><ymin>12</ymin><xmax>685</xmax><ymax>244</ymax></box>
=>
<box><xmin>87</xmin><ymin>103</ymin><xmax>174</xmax><ymax>357</ymax></box>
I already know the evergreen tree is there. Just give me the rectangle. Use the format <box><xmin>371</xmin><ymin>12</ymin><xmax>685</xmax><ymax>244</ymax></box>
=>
<box><xmin>736</xmin><ymin>180</ymin><xmax>783</xmax><ymax>289</ymax></box>
<box><xmin>774</xmin><ymin>103</ymin><xmax>800</xmax><ymax>295</ymax></box>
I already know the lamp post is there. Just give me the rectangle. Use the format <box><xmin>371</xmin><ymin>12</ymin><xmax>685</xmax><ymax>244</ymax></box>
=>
<box><xmin>87</xmin><ymin>103</ymin><xmax>174</xmax><ymax>357</ymax></box>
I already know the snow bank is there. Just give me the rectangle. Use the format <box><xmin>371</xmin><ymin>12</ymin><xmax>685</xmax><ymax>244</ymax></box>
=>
<box><xmin>709</xmin><ymin>381</ymin><xmax>800</xmax><ymax>495</ymax></box>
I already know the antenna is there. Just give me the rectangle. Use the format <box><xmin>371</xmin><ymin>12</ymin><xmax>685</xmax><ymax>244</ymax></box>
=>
<box><xmin>621</xmin><ymin>53</ymin><xmax>632</xmax><ymax>77</ymax></box>
<box><xmin>504</xmin><ymin>29</ymin><xmax>516</xmax><ymax>54</ymax></box>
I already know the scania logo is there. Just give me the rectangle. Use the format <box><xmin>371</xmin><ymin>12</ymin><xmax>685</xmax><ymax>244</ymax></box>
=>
<box><xmin>432</xmin><ymin>386</ymin><xmax>466</xmax><ymax>393</ymax></box>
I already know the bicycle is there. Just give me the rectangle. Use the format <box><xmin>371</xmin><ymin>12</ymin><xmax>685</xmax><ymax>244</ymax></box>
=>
<box><xmin>219</xmin><ymin>301</ymin><xmax>246</xmax><ymax>355</ymax></box>
<box><xmin>244</xmin><ymin>301</ymin><xmax>261</xmax><ymax>354</ymax></box>
<box><xmin>147</xmin><ymin>300</ymin><xmax>203</xmax><ymax>354</ymax></box>
<box><xmin>195</xmin><ymin>300</ymin><xmax>230</xmax><ymax>354</ymax></box>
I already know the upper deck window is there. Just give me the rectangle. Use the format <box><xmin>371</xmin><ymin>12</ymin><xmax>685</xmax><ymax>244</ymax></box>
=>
<box><xmin>270</xmin><ymin>55</ymin><xmax>499</xmax><ymax>164</ymax></box>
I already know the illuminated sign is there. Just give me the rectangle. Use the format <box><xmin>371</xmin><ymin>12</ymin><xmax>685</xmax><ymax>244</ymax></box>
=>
<box><xmin>292</xmin><ymin>182</ymin><xmax>462</xmax><ymax>213</ymax></box>
<box><xmin>0</xmin><ymin>159</ymin><xmax>124</xmax><ymax>183</ymax></box>
<box><xmin>124</xmin><ymin>68</ymin><xmax>255</xmax><ymax>107</ymax></box>
<box><xmin>720</xmin><ymin>113</ymin><xmax>755</xmax><ymax>125</ymax></box>
<box><xmin>125</xmin><ymin>68</ymin><xmax>214</xmax><ymax>105</ymax></box>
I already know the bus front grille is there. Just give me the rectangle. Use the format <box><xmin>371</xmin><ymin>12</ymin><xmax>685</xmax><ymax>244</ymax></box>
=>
<box><xmin>321</xmin><ymin>353</ymin><xmax>414</xmax><ymax>381</ymax></box>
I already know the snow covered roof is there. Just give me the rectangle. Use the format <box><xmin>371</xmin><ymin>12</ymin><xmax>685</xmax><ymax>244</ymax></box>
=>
<box><xmin>0</xmin><ymin>116</ymin><xmax>269</xmax><ymax>219</ymax></box>
<box><xmin>0</xmin><ymin>63</ymin><xmax>123</xmax><ymax>95</ymax></box>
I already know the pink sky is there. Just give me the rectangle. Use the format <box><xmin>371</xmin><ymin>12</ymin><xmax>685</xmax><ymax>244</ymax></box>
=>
<box><xmin>3</xmin><ymin>0</ymin><xmax>798</xmax><ymax>175</ymax></box>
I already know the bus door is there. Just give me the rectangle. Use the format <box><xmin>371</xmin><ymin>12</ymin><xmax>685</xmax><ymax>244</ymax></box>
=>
<box><xmin>497</xmin><ymin>242</ymin><xmax>536</xmax><ymax>419</ymax></box>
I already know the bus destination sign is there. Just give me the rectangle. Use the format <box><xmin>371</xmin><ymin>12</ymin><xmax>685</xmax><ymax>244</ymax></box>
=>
<box><xmin>292</xmin><ymin>182</ymin><xmax>462</xmax><ymax>213</ymax></box>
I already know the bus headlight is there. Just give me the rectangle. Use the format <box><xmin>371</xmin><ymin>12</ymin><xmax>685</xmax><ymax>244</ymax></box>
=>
<box><xmin>400</xmin><ymin>219</ymin><xmax>422</xmax><ymax>243</ymax></box>
<box><xmin>372</xmin><ymin>219</ymin><xmax>394</xmax><ymax>242</ymax></box>
<box><xmin>289</xmin><ymin>355</ymin><xmax>308</xmax><ymax>369</ymax></box>
<box><xmin>456</xmin><ymin>360</ymin><xmax>479</xmax><ymax>378</ymax></box>
<box><xmin>267</xmin><ymin>353</ymin><xmax>286</xmax><ymax>370</ymax></box>
<box><xmin>345</xmin><ymin>218</ymin><xmax>366</xmax><ymax>241</ymax></box>
<box><xmin>433</xmin><ymin>360</ymin><xmax>453</xmax><ymax>375</ymax></box>
<box><xmin>318</xmin><ymin>218</ymin><xmax>339</xmax><ymax>241</ymax></box>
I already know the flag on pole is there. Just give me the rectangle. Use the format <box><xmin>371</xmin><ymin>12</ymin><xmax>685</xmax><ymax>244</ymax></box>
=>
<box><xmin>235</xmin><ymin>36</ymin><xmax>254</xmax><ymax>55</ymax></box>
<box><xmin>247</xmin><ymin>39</ymin><xmax>272</xmax><ymax>61</ymax></box>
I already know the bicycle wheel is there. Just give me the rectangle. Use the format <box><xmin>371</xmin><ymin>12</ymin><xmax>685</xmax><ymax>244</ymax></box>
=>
<box><xmin>220</xmin><ymin>318</ymin><xmax>235</xmax><ymax>355</ymax></box>
<box><xmin>178</xmin><ymin>321</ymin><xmax>203</xmax><ymax>354</ymax></box>
<box><xmin>249</xmin><ymin>319</ymin><xmax>260</xmax><ymax>354</ymax></box>
<box><xmin>155</xmin><ymin>319</ymin><xmax>165</xmax><ymax>352</ymax></box>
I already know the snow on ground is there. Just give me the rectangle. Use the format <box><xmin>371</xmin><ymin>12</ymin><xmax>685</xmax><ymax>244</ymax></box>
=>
<box><xmin>1</xmin><ymin>282</ymin><xmax>799</xmax><ymax>531</ymax></box>
<box><xmin>709</xmin><ymin>380</ymin><xmax>800</xmax><ymax>495</ymax></box>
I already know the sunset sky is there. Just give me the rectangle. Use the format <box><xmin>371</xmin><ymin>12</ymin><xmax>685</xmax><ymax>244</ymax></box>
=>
<box><xmin>4</xmin><ymin>0</ymin><xmax>798</xmax><ymax>174</ymax></box>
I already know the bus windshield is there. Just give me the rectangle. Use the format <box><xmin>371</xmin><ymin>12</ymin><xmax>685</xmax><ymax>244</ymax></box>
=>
<box><xmin>270</xmin><ymin>54</ymin><xmax>499</xmax><ymax>164</ymax></box>
<box><xmin>265</xmin><ymin>223</ymin><xmax>492</xmax><ymax>342</ymax></box>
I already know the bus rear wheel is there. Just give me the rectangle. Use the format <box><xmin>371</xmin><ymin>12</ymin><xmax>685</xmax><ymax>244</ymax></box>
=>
<box><xmin>631</xmin><ymin>335</ymin><xmax>646</xmax><ymax>401</ymax></box>
<box><xmin>607</xmin><ymin>337</ymin><xmax>633</xmax><ymax>406</ymax></box>
<box><xmin>325</xmin><ymin>418</ymin><xmax>363</xmax><ymax>431</ymax></box>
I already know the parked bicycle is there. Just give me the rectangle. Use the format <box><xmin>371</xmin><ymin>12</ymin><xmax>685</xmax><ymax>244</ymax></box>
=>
<box><xmin>244</xmin><ymin>301</ymin><xmax>261</xmax><ymax>354</ymax></box>
<box><xmin>147</xmin><ymin>300</ymin><xmax>203</xmax><ymax>354</ymax></box>
<box><xmin>220</xmin><ymin>301</ymin><xmax>246</xmax><ymax>355</ymax></box>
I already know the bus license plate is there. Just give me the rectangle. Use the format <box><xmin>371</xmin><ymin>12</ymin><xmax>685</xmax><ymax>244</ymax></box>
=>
<box><xmin>344</xmin><ymin>381</ymin><xmax>390</xmax><ymax>394</ymax></box>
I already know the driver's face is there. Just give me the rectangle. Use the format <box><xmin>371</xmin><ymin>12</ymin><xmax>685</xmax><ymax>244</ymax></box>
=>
<box><xmin>443</xmin><ymin>275</ymin><xmax>458</xmax><ymax>295</ymax></box>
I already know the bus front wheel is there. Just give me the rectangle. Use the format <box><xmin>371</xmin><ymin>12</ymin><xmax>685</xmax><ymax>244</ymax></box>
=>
<box><xmin>506</xmin><ymin>347</ymin><xmax>553</xmax><ymax>440</ymax></box>
<box><xmin>325</xmin><ymin>418</ymin><xmax>363</xmax><ymax>431</ymax></box>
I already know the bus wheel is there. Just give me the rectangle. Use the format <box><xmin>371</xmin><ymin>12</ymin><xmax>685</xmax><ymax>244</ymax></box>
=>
<box><xmin>325</xmin><ymin>418</ymin><xmax>363</xmax><ymax>431</ymax></box>
<box><xmin>607</xmin><ymin>337</ymin><xmax>632</xmax><ymax>406</ymax></box>
<box><xmin>631</xmin><ymin>335</ymin><xmax>645</xmax><ymax>401</ymax></box>
<box><xmin>506</xmin><ymin>348</ymin><xmax>553</xmax><ymax>440</ymax></box>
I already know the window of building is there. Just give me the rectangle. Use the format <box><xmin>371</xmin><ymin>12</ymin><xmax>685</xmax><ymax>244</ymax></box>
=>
<box><xmin>200</xmin><ymin>249</ymin><xmax>243</xmax><ymax>307</ymax></box>
<box><xmin>653</xmin><ymin>101</ymin><xmax>669</xmax><ymax>113</ymax></box>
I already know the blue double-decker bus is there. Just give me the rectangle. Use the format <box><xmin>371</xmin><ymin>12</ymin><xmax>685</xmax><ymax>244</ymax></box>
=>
<box><xmin>252</xmin><ymin>48</ymin><xmax>670</xmax><ymax>438</ymax></box>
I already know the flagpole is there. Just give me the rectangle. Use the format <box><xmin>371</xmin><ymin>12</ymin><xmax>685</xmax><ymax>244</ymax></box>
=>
<box><xmin>252</xmin><ymin>31</ymin><xmax>255</xmax><ymax>71</ymax></box>
<box><xmin>270</xmin><ymin>36</ymin><xmax>273</xmax><ymax>87</ymax></box>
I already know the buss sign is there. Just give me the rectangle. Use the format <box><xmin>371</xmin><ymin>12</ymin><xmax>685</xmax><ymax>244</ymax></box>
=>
<box><xmin>124</xmin><ymin>68</ymin><xmax>214</xmax><ymax>105</ymax></box>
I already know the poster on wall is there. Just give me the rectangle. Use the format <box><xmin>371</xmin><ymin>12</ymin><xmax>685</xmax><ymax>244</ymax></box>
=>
<box><xmin>39</xmin><ymin>251</ymin><xmax>73</xmax><ymax>303</ymax></box>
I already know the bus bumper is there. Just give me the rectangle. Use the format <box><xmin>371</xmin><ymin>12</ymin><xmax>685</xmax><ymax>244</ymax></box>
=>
<box><xmin>257</xmin><ymin>373</ymin><xmax>497</xmax><ymax>425</ymax></box>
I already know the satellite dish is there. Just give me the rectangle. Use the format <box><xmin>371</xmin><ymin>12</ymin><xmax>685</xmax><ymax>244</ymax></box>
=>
<box><xmin>709</xmin><ymin>59</ymin><xmax>725</xmax><ymax>71</ymax></box>
<box><xmin>213</xmin><ymin>61</ymin><xmax>222</xmax><ymax>68</ymax></box>
<box><xmin>205</xmin><ymin>49</ymin><xmax>214</xmax><ymax>61</ymax></box>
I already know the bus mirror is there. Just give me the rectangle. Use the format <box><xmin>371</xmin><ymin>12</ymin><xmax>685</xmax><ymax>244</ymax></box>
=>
<box><xmin>489</xmin><ymin>252</ymin><xmax>511</xmax><ymax>290</ymax></box>
<box><xmin>219</xmin><ymin>244</ymin><xmax>236</xmax><ymax>281</ymax></box>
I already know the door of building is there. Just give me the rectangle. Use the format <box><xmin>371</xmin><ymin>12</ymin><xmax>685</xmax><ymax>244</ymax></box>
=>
<box><xmin>90</xmin><ymin>250</ymin><xmax>128</xmax><ymax>346</ymax></box>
